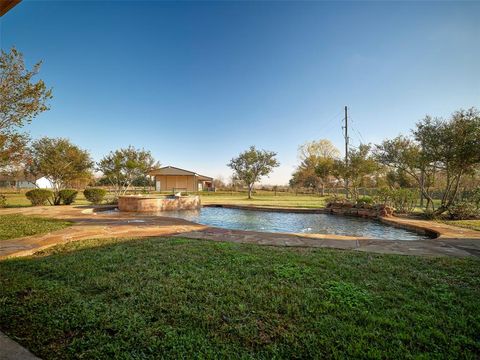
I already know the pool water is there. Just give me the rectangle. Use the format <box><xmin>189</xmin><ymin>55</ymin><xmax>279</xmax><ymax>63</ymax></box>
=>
<box><xmin>161</xmin><ymin>207</ymin><xmax>432</xmax><ymax>241</ymax></box>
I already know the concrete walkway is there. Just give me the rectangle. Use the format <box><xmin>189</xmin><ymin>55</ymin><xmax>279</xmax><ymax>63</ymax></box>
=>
<box><xmin>0</xmin><ymin>331</ymin><xmax>40</xmax><ymax>360</ymax></box>
<box><xmin>1</xmin><ymin>205</ymin><xmax>480</xmax><ymax>259</ymax></box>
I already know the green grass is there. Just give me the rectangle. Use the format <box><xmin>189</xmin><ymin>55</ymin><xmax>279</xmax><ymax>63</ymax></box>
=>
<box><xmin>0</xmin><ymin>191</ymin><xmax>91</xmax><ymax>208</ymax></box>
<box><xmin>2</xmin><ymin>190</ymin><xmax>327</xmax><ymax>209</ymax></box>
<box><xmin>0</xmin><ymin>215</ymin><xmax>72</xmax><ymax>240</ymax></box>
<box><xmin>440</xmin><ymin>219</ymin><xmax>480</xmax><ymax>232</ymax></box>
<box><xmin>1</xmin><ymin>192</ymin><xmax>33</xmax><ymax>207</ymax></box>
<box><xmin>1</xmin><ymin>238</ymin><xmax>479</xmax><ymax>359</ymax></box>
<box><xmin>200</xmin><ymin>191</ymin><xmax>328</xmax><ymax>208</ymax></box>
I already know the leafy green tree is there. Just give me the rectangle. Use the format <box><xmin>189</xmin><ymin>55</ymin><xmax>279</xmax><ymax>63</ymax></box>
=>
<box><xmin>290</xmin><ymin>155</ymin><xmax>322</xmax><ymax>193</ymax></box>
<box><xmin>376</xmin><ymin>108</ymin><xmax>480</xmax><ymax>215</ymax></box>
<box><xmin>385</xmin><ymin>169</ymin><xmax>416</xmax><ymax>189</ymax></box>
<box><xmin>315</xmin><ymin>157</ymin><xmax>336</xmax><ymax>196</ymax></box>
<box><xmin>375</xmin><ymin>135</ymin><xmax>435</xmax><ymax>209</ymax></box>
<box><xmin>27</xmin><ymin>137</ymin><xmax>93</xmax><ymax>205</ymax></box>
<box><xmin>228</xmin><ymin>146</ymin><xmax>279</xmax><ymax>199</ymax></box>
<box><xmin>341</xmin><ymin>144</ymin><xmax>379</xmax><ymax>200</ymax></box>
<box><xmin>414</xmin><ymin>108</ymin><xmax>480</xmax><ymax>214</ymax></box>
<box><xmin>97</xmin><ymin>146</ymin><xmax>158</xmax><ymax>198</ymax></box>
<box><xmin>0</xmin><ymin>48</ymin><xmax>52</xmax><ymax>168</ymax></box>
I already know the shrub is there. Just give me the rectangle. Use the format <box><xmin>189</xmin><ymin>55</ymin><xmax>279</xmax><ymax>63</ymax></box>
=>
<box><xmin>355</xmin><ymin>196</ymin><xmax>373</xmax><ymax>207</ymax></box>
<box><xmin>375</xmin><ymin>188</ymin><xmax>418</xmax><ymax>214</ymax></box>
<box><xmin>391</xmin><ymin>188</ymin><xmax>418</xmax><ymax>214</ymax></box>
<box><xmin>58</xmin><ymin>189</ymin><xmax>78</xmax><ymax>205</ymax></box>
<box><xmin>25</xmin><ymin>189</ymin><xmax>53</xmax><ymax>206</ymax></box>
<box><xmin>470</xmin><ymin>187</ymin><xmax>480</xmax><ymax>208</ymax></box>
<box><xmin>325</xmin><ymin>194</ymin><xmax>342</xmax><ymax>203</ymax></box>
<box><xmin>448</xmin><ymin>201</ymin><xmax>480</xmax><ymax>220</ymax></box>
<box><xmin>0</xmin><ymin>194</ymin><xmax>6</xmax><ymax>208</ymax></box>
<box><xmin>83</xmin><ymin>188</ymin><xmax>107</xmax><ymax>204</ymax></box>
<box><xmin>375</xmin><ymin>188</ymin><xmax>392</xmax><ymax>205</ymax></box>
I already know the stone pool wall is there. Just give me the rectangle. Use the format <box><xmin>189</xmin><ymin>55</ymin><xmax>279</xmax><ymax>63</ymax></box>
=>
<box><xmin>325</xmin><ymin>202</ymin><xmax>394</xmax><ymax>218</ymax></box>
<box><xmin>118</xmin><ymin>195</ymin><xmax>201</xmax><ymax>212</ymax></box>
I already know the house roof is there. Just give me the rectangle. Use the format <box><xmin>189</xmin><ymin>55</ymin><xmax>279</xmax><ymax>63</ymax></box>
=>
<box><xmin>0</xmin><ymin>0</ymin><xmax>21</xmax><ymax>17</ymax></box>
<box><xmin>149</xmin><ymin>166</ymin><xmax>213</xmax><ymax>181</ymax></box>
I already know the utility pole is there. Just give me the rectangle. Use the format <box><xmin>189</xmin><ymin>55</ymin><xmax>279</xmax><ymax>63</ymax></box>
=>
<box><xmin>344</xmin><ymin>106</ymin><xmax>349</xmax><ymax>199</ymax></box>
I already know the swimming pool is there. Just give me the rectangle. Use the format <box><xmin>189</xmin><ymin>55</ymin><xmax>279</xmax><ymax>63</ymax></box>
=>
<box><xmin>161</xmin><ymin>207</ymin><xmax>433</xmax><ymax>241</ymax></box>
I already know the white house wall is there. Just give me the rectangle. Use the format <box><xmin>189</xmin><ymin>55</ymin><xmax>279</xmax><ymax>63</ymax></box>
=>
<box><xmin>36</xmin><ymin>177</ymin><xmax>54</xmax><ymax>189</ymax></box>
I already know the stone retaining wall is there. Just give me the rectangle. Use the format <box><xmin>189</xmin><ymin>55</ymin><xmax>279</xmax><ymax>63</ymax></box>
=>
<box><xmin>118</xmin><ymin>195</ymin><xmax>201</xmax><ymax>212</ymax></box>
<box><xmin>325</xmin><ymin>202</ymin><xmax>394</xmax><ymax>218</ymax></box>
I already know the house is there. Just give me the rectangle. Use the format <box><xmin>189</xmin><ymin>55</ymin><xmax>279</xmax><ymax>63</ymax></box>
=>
<box><xmin>0</xmin><ymin>173</ymin><xmax>53</xmax><ymax>189</ymax></box>
<box><xmin>148</xmin><ymin>166</ymin><xmax>213</xmax><ymax>192</ymax></box>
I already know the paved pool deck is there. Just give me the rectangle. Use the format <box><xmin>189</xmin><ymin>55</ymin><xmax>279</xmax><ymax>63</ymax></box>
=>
<box><xmin>1</xmin><ymin>204</ymin><xmax>480</xmax><ymax>259</ymax></box>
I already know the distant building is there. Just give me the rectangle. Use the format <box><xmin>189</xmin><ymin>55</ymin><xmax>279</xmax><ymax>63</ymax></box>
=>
<box><xmin>0</xmin><ymin>173</ymin><xmax>53</xmax><ymax>189</ymax></box>
<box><xmin>148</xmin><ymin>166</ymin><xmax>213</xmax><ymax>192</ymax></box>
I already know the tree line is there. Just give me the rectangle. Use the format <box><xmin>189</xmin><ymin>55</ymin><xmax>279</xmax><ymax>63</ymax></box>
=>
<box><xmin>287</xmin><ymin>109</ymin><xmax>480</xmax><ymax>217</ymax></box>
<box><xmin>2</xmin><ymin>47</ymin><xmax>479</xmax><ymax>217</ymax></box>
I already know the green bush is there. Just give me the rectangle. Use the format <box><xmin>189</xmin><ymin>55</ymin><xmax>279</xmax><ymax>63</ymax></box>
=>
<box><xmin>470</xmin><ymin>187</ymin><xmax>480</xmax><ymax>208</ymax></box>
<box><xmin>58</xmin><ymin>189</ymin><xmax>78</xmax><ymax>205</ymax></box>
<box><xmin>375</xmin><ymin>188</ymin><xmax>418</xmax><ymax>214</ymax></box>
<box><xmin>25</xmin><ymin>189</ymin><xmax>53</xmax><ymax>206</ymax></box>
<box><xmin>392</xmin><ymin>188</ymin><xmax>418</xmax><ymax>214</ymax></box>
<box><xmin>83</xmin><ymin>188</ymin><xmax>107</xmax><ymax>204</ymax></box>
<box><xmin>0</xmin><ymin>194</ymin><xmax>6</xmax><ymax>208</ymax></box>
<box><xmin>356</xmin><ymin>196</ymin><xmax>373</xmax><ymax>207</ymax></box>
<box><xmin>448</xmin><ymin>201</ymin><xmax>480</xmax><ymax>220</ymax></box>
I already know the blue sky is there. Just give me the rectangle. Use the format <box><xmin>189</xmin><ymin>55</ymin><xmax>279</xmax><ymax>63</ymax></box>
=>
<box><xmin>1</xmin><ymin>1</ymin><xmax>479</xmax><ymax>184</ymax></box>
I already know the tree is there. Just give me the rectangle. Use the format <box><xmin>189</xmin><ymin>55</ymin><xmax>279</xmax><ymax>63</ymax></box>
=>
<box><xmin>375</xmin><ymin>108</ymin><xmax>480</xmax><ymax>215</ymax></box>
<box><xmin>298</xmin><ymin>139</ymin><xmax>340</xmax><ymax>161</ymax></box>
<box><xmin>315</xmin><ymin>157</ymin><xmax>336</xmax><ymax>196</ymax></box>
<box><xmin>385</xmin><ymin>169</ymin><xmax>416</xmax><ymax>189</ymax></box>
<box><xmin>414</xmin><ymin>108</ymin><xmax>480</xmax><ymax>214</ymax></box>
<box><xmin>290</xmin><ymin>155</ymin><xmax>322</xmax><ymax>193</ymax></box>
<box><xmin>97</xmin><ymin>146</ymin><xmax>158</xmax><ymax>198</ymax></box>
<box><xmin>341</xmin><ymin>144</ymin><xmax>379</xmax><ymax>200</ymax></box>
<box><xmin>292</xmin><ymin>139</ymin><xmax>340</xmax><ymax>195</ymax></box>
<box><xmin>0</xmin><ymin>48</ymin><xmax>52</xmax><ymax>168</ymax></box>
<box><xmin>375</xmin><ymin>135</ymin><xmax>434</xmax><ymax>208</ymax></box>
<box><xmin>213</xmin><ymin>175</ymin><xmax>226</xmax><ymax>190</ymax></box>
<box><xmin>28</xmin><ymin>137</ymin><xmax>93</xmax><ymax>205</ymax></box>
<box><xmin>227</xmin><ymin>146</ymin><xmax>279</xmax><ymax>199</ymax></box>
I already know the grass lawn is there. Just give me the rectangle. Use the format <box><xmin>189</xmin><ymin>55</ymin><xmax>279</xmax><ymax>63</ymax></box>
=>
<box><xmin>0</xmin><ymin>215</ymin><xmax>72</xmax><ymax>240</ymax></box>
<box><xmin>0</xmin><ymin>191</ymin><xmax>91</xmax><ymax>208</ymax></box>
<box><xmin>440</xmin><ymin>219</ymin><xmax>480</xmax><ymax>232</ymax></box>
<box><xmin>1</xmin><ymin>190</ymin><xmax>329</xmax><ymax>209</ymax></box>
<box><xmin>1</xmin><ymin>192</ymin><xmax>34</xmax><ymax>207</ymax></box>
<box><xmin>1</xmin><ymin>238</ymin><xmax>479</xmax><ymax>359</ymax></box>
<box><xmin>200</xmin><ymin>191</ymin><xmax>328</xmax><ymax>208</ymax></box>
